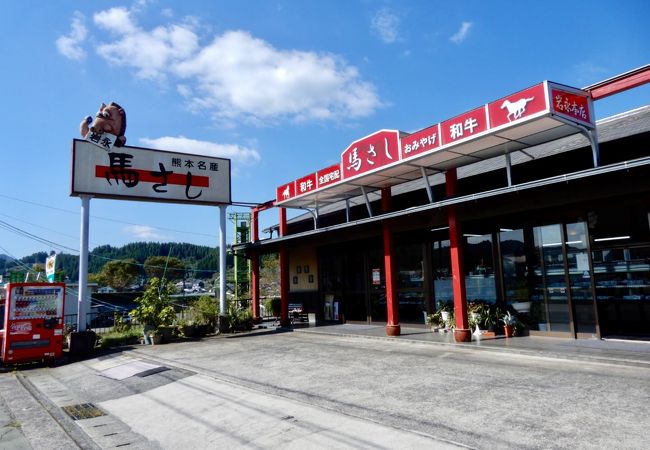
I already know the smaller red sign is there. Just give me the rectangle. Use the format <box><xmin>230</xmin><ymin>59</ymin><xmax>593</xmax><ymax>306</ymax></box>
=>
<box><xmin>276</xmin><ymin>181</ymin><xmax>295</xmax><ymax>202</ymax></box>
<box><xmin>296</xmin><ymin>173</ymin><xmax>317</xmax><ymax>196</ymax></box>
<box><xmin>550</xmin><ymin>88</ymin><xmax>592</xmax><ymax>126</ymax></box>
<box><xmin>401</xmin><ymin>124</ymin><xmax>441</xmax><ymax>160</ymax></box>
<box><xmin>488</xmin><ymin>83</ymin><xmax>547</xmax><ymax>128</ymax></box>
<box><xmin>440</xmin><ymin>107</ymin><xmax>488</xmax><ymax>146</ymax></box>
<box><xmin>317</xmin><ymin>164</ymin><xmax>342</xmax><ymax>188</ymax></box>
<box><xmin>341</xmin><ymin>130</ymin><xmax>400</xmax><ymax>179</ymax></box>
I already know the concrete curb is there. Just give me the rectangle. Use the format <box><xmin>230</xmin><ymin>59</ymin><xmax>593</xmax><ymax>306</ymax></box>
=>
<box><xmin>15</xmin><ymin>372</ymin><xmax>102</xmax><ymax>450</ymax></box>
<box><xmin>292</xmin><ymin>327</ymin><xmax>650</xmax><ymax>369</ymax></box>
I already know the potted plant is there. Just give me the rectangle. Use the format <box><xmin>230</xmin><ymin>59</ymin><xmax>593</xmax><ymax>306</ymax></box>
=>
<box><xmin>468</xmin><ymin>301</ymin><xmax>496</xmax><ymax>333</ymax></box>
<box><xmin>192</xmin><ymin>295</ymin><xmax>219</xmax><ymax>335</ymax></box>
<box><xmin>426</xmin><ymin>312</ymin><xmax>443</xmax><ymax>331</ymax></box>
<box><xmin>502</xmin><ymin>311</ymin><xmax>519</xmax><ymax>337</ymax></box>
<box><xmin>129</xmin><ymin>277</ymin><xmax>177</xmax><ymax>342</ymax></box>
<box><xmin>149</xmin><ymin>328</ymin><xmax>163</xmax><ymax>345</ymax></box>
<box><xmin>434</xmin><ymin>302</ymin><xmax>453</xmax><ymax>329</ymax></box>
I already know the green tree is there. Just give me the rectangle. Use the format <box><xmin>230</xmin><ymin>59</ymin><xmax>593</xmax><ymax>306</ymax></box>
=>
<box><xmin>96</xmin><ymin>259</ymin><xmax>140</xmax><ymax>291</ymax></box>
<box><xmin>260</xmin><ymin>253</ymin><xmax>280</xmax><ymax>298</ymax></box>
<box><xmin>143</xmin><ymin>256</ymin><xmax>185</xmax><ymax>281</ymax></box>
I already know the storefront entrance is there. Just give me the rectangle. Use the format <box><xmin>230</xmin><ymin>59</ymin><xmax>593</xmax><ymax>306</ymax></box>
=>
<box><xmin>319</xmin><ymin>211</ymin><xmax>649</xmax><ymax>338</ymax></box>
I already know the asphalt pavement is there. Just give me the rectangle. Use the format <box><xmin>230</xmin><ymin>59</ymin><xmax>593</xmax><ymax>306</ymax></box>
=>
<box><xmin>1</xmin><ymin>324</ymin><xmax>649</xmax><ymax>449</ymax></box>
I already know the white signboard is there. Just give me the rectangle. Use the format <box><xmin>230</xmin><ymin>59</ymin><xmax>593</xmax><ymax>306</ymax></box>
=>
<box><xmin>71</xmin><ymin>139</ymin><xmax>231</xmax><ymax>205</ymax></box>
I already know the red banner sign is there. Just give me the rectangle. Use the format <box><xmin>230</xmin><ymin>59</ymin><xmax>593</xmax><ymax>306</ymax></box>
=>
<box><xmin>441</xmin><ymin>106</ymin><xmax>489</xmax><ymax>146</ymax></box>
<box><xmin>317</xmin><ymin>164</ymin><xmax>342</xmax><ymax>188</ymax></box>
<box><xmin>488</xmin><ymin>83</ymin><xmax>547</xmax><ymax>128</ymax></box>
<box><xmin>275</xmin><ymin>81</ymin><xmax>593</xmax><ymax>203</ymax></box>
<box><xmin>276</xmin><ymin>182</ymin><xmax>295</xmax><ymax>202</ymax></box>
<box><xmin>296</xmin><ymin>173</ymin><xmax>317</xmax><ymax>196</ymax></box>
<box><xmin>341</xmin><ymin>130</ymin><xmax>401</xmax><ymax>180</ymax></box>
<box><xmin>550</xmin><ymin>88</ymin><xmax>592</xmax><ymax>126</ymax></box>
<box><xmin>402</xmin><ymin>124</ymin><xmax>441</xmax><ymax>161</ymax></box>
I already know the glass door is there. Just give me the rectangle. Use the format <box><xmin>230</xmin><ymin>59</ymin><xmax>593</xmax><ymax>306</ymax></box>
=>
<box><xmin>530</xmin><ymin>222</ymin><xmax>597</xmax><ymax>336</ymax></box>
<box><xmin>532</xmin><ymin>224</ymin><xmax>571</xmax><ymax>333</ymax></box>
<box><xmin>565</xmin><ymin>222</ymin><xmax>597</xmax><ymax>335</ymax></box>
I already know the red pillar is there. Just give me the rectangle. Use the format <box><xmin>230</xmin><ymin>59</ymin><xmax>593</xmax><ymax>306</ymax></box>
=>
<box><xmin>251</xmin><ymin>208</ymin><xmax>259</xmax><ymax>243</ymax></box>
<box><xmin>278</xmin><ymin>208</ymin><xmax>290</xmax><ymax>327</ymax></box>
<box><xmin>446</xmin><ymin>169</ymin><xmax>470</xmax><ymax>341</ymax></box>
<box><xmin>381</xmin><ymin>187</ymin><xmax>400</xmax><ymax>336</ymax></box>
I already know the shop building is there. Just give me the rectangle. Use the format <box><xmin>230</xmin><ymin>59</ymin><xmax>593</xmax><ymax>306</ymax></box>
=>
<box><xmin>237</xmin><ymin>66</ymin><xmax>650</xmax><ymax>340</ymax></box>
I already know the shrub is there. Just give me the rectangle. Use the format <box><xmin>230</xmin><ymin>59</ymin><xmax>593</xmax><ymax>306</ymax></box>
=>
<box><xmin>263</xmin><ymin>297</ymin><xmax>281</xmax><ymax>317</ymax></box>
<box><xmin>226</xmin><ymin>300</ymin><xmax>254</xmax><ymax>332</ymax></box>
<box><xmin>192</xmin><ymin>295</ymin><xmax>219</xmax><ymax>328</ymax></box>
<box><xmin>97</xmin><ymin>327</ymin><xmax>143</xmax><ymax>349</ymax></box>
<box><xmin>129</xmin><ymin>277</ymin><xmax>176</xmax><ymax>327</ymax></box>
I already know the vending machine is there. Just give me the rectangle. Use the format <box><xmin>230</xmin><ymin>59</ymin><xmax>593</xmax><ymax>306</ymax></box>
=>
<box><xmin>1</xmin><ymin>283</ymin><xmax>66</xmax><ymax>364</ymax></box>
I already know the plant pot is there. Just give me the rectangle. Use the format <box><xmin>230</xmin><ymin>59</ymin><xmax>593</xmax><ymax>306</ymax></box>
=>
<box><xmin>159</xmin><ymin>326</ymin><xmax>174</xmax><ymax>343</ymax></box>
<box><xmin>453</xmin><ymin>328</ymin><xmax>472</xmax><ymax>342</ymax></box>
<box><xmin>504</xmin><ymin>324</ymin><xmax>514</xmax><ymax>337</ymax></box>
<box><xmin>68</xmin><ymin>330</ymin><xmax>97</xmax><ymax>358</ymax></box>
<box><xmin>441</xmin><ymin>311</ymin><xmax>450</xmax><ymax>322</ymax></box>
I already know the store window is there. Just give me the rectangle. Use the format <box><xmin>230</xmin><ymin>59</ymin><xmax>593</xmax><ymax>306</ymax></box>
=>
<box><xmin>396</xmin><ymin>242</ymin><xmax>425</xmax><ymax>323</ymax></box>
<box><xmin>500</xmin><ymin>228</ymin><xmax>529</xmax><ymax>305</ymax></box>
<box><xmin>432</xmin><ymin>239</ymin><xmax>452</xmax><ymax>308</ymax></box>
<box><xmin>464</xmin><ymin>234</ymin><xmax>496</xmax><ymax>304</ymax></box>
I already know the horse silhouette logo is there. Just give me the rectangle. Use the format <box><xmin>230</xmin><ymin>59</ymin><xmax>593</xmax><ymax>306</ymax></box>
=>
<box><xmin>500</xmin><ymin>97</ymin><xmax>534</xmax><ymax>122</ymax></box>
<box><xmin>281</xmin><ymin>184</ymin><xmax>291</xmax><ymax>199</ymax></box>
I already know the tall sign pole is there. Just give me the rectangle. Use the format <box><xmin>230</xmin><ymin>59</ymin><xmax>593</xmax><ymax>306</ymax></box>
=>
<box><xmin>219</xmin><ymin>205</ymin><xmax>227</xmax><ymax>316</ymax></box>
<box><xmin>77</xmin><ymin>194</ymin><xmax>91</xmax><ymax>331</ymax></box>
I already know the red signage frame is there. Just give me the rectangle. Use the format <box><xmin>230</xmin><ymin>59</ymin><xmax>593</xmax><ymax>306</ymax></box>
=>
<box><xmin>341</xmin><ymin>130</ymin><xmax>401</xmax><ymax>180</ymax></box>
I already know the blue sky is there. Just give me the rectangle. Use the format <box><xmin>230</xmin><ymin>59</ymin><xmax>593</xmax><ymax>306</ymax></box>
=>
<box><xmin>0</xmin><ymin>0</ymin><xmax>649</xmax><ymax>261</ymax></box>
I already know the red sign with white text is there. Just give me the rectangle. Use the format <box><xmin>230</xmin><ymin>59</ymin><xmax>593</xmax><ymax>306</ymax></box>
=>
<box><xmin>276</xmin><ymin>181</ymin><xmax>295</xmax><ymax>202</ymax></box>
<box><xmin>275</xmin><ymin>81</ymin><xmax>594</xmax><ymax>201</ymax></box>
<box><xmin>401</xmin><ymin>124</ymin><xmax>441</xmax><ymax>160</ymax></box>
<box><xmin>488</xmin><ymin>83</ymin><xmax>547</xmax><ymax>128</ymax></box>
<box><xmin>317</xmin><ymin>164</ymin><xmax>342</xmax><ymax>188</ymax></box>
<box><xmin>440</xmin><ymin>107</ymin><xmax>488</xmax><ymax>145</ymax></box>
<box><xmin>296</xmin><ymin>173</ymin><xmax>317</xmax><ymax>196</ymax></box>
<box><xmin>550</xmin><ymin>88</ymin><xmax>592</xmax><ymax>126</ymax></box>
<box><xmin>341</xmin><ymin>130</ymin><xmax>401</xmax><ymax>179</ymax></box>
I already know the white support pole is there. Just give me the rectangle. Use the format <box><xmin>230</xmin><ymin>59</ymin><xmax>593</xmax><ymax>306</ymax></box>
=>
<box><xmin>219</xmin><ymin>205</ymin><xmax>227</xmax><ymax>316</ymax></box>
<box><xmin>77</xmin><ymin>195</ymin><xmax>90</xmax><ymax>331</ymax></box>
<box><xmin>420</xmin><ymin>166</ymin><xmax>434</xmax><ymax>203</ymax></box>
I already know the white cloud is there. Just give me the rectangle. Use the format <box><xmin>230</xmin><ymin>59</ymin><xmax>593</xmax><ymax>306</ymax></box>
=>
<box><xmin>56</xmin><ymin>12</ymin><xmax>88</xmax><ymax>60</ymax></box>
<box><xmin>93</xmin><ymin>7</ymin><xmax>199</xmax><ymax>80</ymax></box>
<box><xmin>122</xmin><ymin>225</ymin><xmax>170</xmax><ymax>240</ymax></box>
<box><xmin>450</xmin><ymin>21</ymin><xmax>472</xmax><ymax>44</ymax></box>
<box><xmin>140</xmin><ymin>136</ymin><xmax>261</xmax><ymax>165</ymax></box>
<box><xmin>174</xmin><ymin>30</ymin><xmax>380</xmax><ymax>123</ymax></box>
<box><xmin>371</xmin><ymin>8</ymin><xmax>400</xmax><ymax>44</ymax></box>
<box><xmin>80</xmin><ymin>6</ymin><xmax>380</xmax><ymax>124</ymax></box>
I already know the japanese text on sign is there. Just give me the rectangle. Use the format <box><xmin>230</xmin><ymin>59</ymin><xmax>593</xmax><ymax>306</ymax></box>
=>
<box><xmin>72</xmin><ymin>140</ymin><xmax>232</xmax><ymax>205</ymax></box>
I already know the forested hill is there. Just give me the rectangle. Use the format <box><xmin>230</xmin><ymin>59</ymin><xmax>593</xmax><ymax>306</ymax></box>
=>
<box><xmin>1</xmin><ymin>242</ymin><xmax>231</xmax><ymax>281</ymax></box>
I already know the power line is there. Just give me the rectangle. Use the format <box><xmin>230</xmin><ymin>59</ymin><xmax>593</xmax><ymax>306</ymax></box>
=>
<box><xmin>0</xmin><ymin>193</ymin><xmax>218</xmax><ymax>238</ymax></box>
<box><xmin>0</xmin><ymin>218</ymin><xmax>226</xmax><ymax>273</ymax></box>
